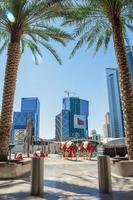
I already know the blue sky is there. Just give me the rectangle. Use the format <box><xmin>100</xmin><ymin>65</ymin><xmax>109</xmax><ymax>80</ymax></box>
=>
<box><xmin>0</xmin><ymin>33</ymin><xmax>132</xmax><ymax>139</ymax></box>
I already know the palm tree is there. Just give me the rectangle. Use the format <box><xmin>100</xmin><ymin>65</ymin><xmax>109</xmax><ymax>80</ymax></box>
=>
<box><xmin>0</xmin><ymin>0</ymin><xmax>71</xmax><ymax>161</ymax></box>
<box><xmin>63</xmin><ymin>0</ymin><xmax>133</xmax><ymax>159</ymax></box>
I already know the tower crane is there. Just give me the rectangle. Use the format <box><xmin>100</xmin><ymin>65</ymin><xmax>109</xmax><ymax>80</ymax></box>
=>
<box><xmin>64</xmin><ymin>90</ymin><xmax>78</xmax><ymax>97</ymax></box>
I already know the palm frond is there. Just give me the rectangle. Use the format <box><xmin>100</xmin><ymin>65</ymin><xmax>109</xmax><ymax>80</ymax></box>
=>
<box><xmin>0</xmin><ymin>39</ymin><xmax>9</xmax><ymax>54</ymax></box>
<box><xmin>39</xmin><ymin>40</ymin><xmax>62</xmax><ymax>64</ymax></box>
<box><xmin>0</xmin><ymin>0</ymin><xmax>72</xmax><ymax>64</ymax></box>
<box><xmin>21</xmin><ymin>37</ymin><xmax>42</xmax><ymax>65</ymax></box>
<box><xmin>70</xmin><ymin>37</ymin><xmax>85</xmax><ymax>59</ymax></box>
<box><xmin>63</xmin><ymin>0</ymin><xmax>133</xmax><ymax>57</ymax></box>
<box><xmin>126</xmin><ymin>24</ymin><xmax>133</xmax><ymax>31</ymax></box>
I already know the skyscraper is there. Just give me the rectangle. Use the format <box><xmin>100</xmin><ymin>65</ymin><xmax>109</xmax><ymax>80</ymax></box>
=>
<box><xmin>21</xmin><ymin>97</ymin><xmax>40</xmax><ymax>135</ymax></box>
<box><xmin>106</xmin><ymin>68</ymin><xmax>124</xmax><ymax>138</ymax></box>
<box><xmin>55</xmin><ymin>97</ymin><xmax>89</xmax><ymax>141</ymax></box>
<box><xmin>103</xmin><ymin>112</ymin><xmax>111</xmax><ymax>138</ymax></box>
<box><xmin>55</xmin><ymin>110</ymin><xmax>70</xmax><ymax>141</ymax></box>
<box><xmin>55</xmin><ymin>113</ymin><xmax>62</xmax><ymax>141</ymax></box>
<box><xmin>11</xmin><ymin>97</ymin><xmax>40</xmax><ymax>143</ymax></box>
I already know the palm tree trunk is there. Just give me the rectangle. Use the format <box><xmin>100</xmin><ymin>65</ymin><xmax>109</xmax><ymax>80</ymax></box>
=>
<box><xmin>0</xmin><ymin>42</ymin><xmax>20</xmax><ymax>161</ymax></box>
<box><xmin>111</xmin><ymin>17</ymin><xmax>133</xmax><ymax>160</ymax></box>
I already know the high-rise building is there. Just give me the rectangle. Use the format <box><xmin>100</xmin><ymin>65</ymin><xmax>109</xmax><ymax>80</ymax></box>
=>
<box><xmin>11</xmin><ymin>97</ymin><xmax>40</xmax><ymax>143</ymax></box>
<box><xmin>55</xmin><ymin>110</ymin><xmax>70</xmax><ymax>141</ymax></box>
<box><xmin>103</xmin><ymin>112</ymin><xmax>111</xmax><ymax>138</ymax></box>
<box><xmin>127</xmin><ymin>49</ymin><xmax>133</xmax><ymax>83</ymax></box>
<box><xmin>106</xmin><ymin>68</ymin><xmax>124</xmax><ymax>138</ymax></box>
<box><xmin>21</xmin><ymin>97</ymin><xmax>40</xmax><ymax>135</ymax></box>
<box><xmin>55</xmin><ymin>97</ymin><xmax>89</xmax><ymax>141</ymax></box>
<box><xmin>55</xmin><ymin>113</ymin><xmax>62</xmax><ymax>141</ymax></box>
<box><xmin>106</xmin><ymin>51</ymin><xmax>133</xmax><ymax>138</ymax></box>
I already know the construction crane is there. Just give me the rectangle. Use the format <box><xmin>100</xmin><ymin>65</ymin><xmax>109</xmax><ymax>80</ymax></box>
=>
<box><xmin>64</xmin><ymin>90</ymin><xmax>78</xmax><ymax>97</ymax></box>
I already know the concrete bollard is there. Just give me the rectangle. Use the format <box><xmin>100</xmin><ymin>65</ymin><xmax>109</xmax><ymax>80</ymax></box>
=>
<box><xmin>31</xmin><ymin>157</ymin><xmax>44</xmax><ymax>196</ymax></box>
<box><xmin>98</xmin><ymin>155</ymin><xmax>112</xmax><ymax>193</ymax></box>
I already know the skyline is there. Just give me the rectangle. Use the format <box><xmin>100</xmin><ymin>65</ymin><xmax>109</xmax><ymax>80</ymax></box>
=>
<box><xmin>0</xmin><ymin>34</ymin><xmax>132</xmax><ymax>139</ymax></box>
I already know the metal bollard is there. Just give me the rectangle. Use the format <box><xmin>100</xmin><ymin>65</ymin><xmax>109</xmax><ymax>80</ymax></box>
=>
<box><xmin>31</xmin><ymin>157</ymin><xmax>44</xmax><ymax>196</ymax></box>
<box><xmin>98</xmin><ymin>155</ymin><xmax>112</xmax><ymax>193</ymax></box>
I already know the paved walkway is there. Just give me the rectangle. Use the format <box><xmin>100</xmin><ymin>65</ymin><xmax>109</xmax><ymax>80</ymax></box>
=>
<box><xmin>0</xmin><ymin>158</ymin><xmax>133</xmax><ymax>199</ymax></box>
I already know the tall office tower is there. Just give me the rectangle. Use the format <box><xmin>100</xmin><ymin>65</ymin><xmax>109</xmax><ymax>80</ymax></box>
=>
<box><xmin>21</xmin><ymin>97</ymin><xmax>40</xmax><ymax>136</ymax></box>
<box><xmin>11</xmin><ymin>98</ymin><xmax>40</xmax><ymax>144</ymax></box>
<box><xmin>127</xmin><ymin>48</ymin><xmax>133</xmax><ymax>83</ymax></box>
<box><xmin>55</xmin><ymin>113</ymin><xmax>62</xmax><ymax>141</ymax></box>
<box><xmin>106</xmin><ymin>68</ymin><xmax>124</xmax><ymax>138</ymax></box>
<box><xmin>55</xmin><ymin>97</ymin><xmax>89</xmax><ymax>141</ymax></box>
<box><xmin>55</xmin><ymin>110</ymin><xmax>70</xmax><ymax>141</ymax></box>
<box><xmin>103</xmin><ymin>112</ymin><xmax>111</xmax><ymax>138</ymax></box>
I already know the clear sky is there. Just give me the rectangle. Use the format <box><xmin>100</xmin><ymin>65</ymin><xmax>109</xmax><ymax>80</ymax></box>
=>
<box><xmin>0</xmin><ymin>31</ymin><xmax>132</xmax><ymax>139</ymax></box>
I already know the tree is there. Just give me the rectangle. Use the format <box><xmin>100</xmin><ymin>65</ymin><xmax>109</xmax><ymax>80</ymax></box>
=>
<box><xmin>0</xmin><ymin>0</ymin><xmax>71</xmax><ymax>161</ymax></box>
<box><xmin>63</xmin><ymin>0</ymin><xmax>133</xmax><ymax>159</ymax></box>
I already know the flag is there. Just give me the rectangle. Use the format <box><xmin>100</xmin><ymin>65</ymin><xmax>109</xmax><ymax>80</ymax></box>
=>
<box><xmin>77</xmin><ymin>117</ymin><xmax>84</xmax><ymax>125</ymax></box>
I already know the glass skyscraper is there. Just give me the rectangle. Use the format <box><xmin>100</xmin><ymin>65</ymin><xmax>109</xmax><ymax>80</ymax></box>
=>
<box><xmin>55</xmin><ymin>110</ymin><xmax>70</xmax><ymax>141</ymax></box>
<box><xmin>55</xmin><ymin>97</ymin><xmax>89</xmax><ymax>141</ymax></box>
<box><xmin>21</xmin><ymin>97</ymin><xmax>40</xmax><ymax>135</ymax></box>
<box><xmin>11</xmin><ymin>98</ymin><xmax>40</xmax><ymax>143</ymax></box>
<box><xmin>106</xmin><ymin>68</ymin><xmax>124</xmax><ymax>138</ymax></box>
<box><xmin>106</xmin><ymin>51</ymin><xmax>133</xmax><ymax>138</ymax></box>
<box><xmin>55</xmin><ymin>113</ymin><xmax>62</xmax><ymax>141</ymax></box>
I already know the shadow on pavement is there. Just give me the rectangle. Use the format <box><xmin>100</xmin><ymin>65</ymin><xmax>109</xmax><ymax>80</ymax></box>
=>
<box><xmin>44</xmin><ymin>179</ymin><xmax>133</xmax><ymax>200</ymax></box>
<box><xmin>45</xmin><ymin>179</ymin><xmax>102</xmax><ymax>196</ymax></box>
<box><xmin>0</xmin><ymin>181</ymin><xmax>133</xmax><ymax>200</ymax></box>
<box><xmin>0</xmin><ymin>192</ymin><xmax>30</xmax><ymax>200</ymax></box>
